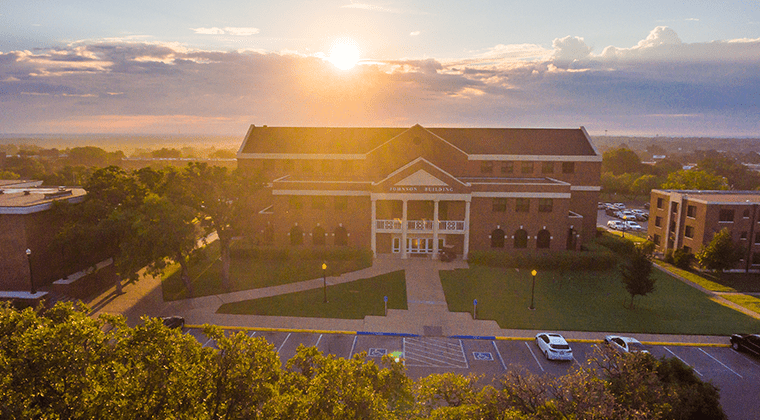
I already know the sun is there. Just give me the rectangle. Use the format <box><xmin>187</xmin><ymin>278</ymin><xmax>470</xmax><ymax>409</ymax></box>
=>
<box><xmin>328</xmin><ymin>38</ymin><xmax>361</xmax><ymax>70</ymax></box>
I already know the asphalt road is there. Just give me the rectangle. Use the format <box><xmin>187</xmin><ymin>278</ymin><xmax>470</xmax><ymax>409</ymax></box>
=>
<box><xmin>185</xmin><ymin>328</ymin><xmax>758</xmax><ymax>420</ymax></box>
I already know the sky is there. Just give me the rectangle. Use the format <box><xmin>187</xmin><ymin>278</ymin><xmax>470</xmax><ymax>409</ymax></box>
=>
<box><xmin>1</xmin><ymin>1</ymin><xmax>759</xmax><ymax>137</ymax></box>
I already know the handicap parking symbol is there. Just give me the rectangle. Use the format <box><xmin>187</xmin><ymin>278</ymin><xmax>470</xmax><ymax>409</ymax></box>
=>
<box><xmin>368</xmin><ymin>348</ymin><xmax>388</xmax><ymax>357</ymax></box>
<box><xmin>472</xmin><ymin>352</ymin><xmax>494</xmax><ymax>361</ymax></box>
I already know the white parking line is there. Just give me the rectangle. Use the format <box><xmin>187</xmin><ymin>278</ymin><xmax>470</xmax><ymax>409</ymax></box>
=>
<box><xmin>493</xmin><ymin>341</ymin><xmax>507</xmax><ymax>370</ymax></box>
<box><xmin>202</xmin><ymin>338</ymin><xmax>214</xmax><ymax>348</ymax></box>
<box><xmin>349</xmin><ymin>335</ymin><xmax>357</xmax><ymax>358</ymax></box>
<box><xmin>664</xmin><ymin>347</ymin><xmax>702</xmax><ymax>376</ymax></box>
<box><xmin>460</xmin><ymin>340</ymin><xmax>469</xmax><ymax>369</ymax></box>
<box><xmin>525</xmin><ymin>342</ymin><xmax>544</xmax><ymax>372</ymax></box>
<box><xmin>248</xmin><ymin>331</ymin><xmax>257</xmax><ymax>338</ymax></box>
<box><xmin>698</xmin><ymin>348</ymin><xmax>743</xmax><ymax>378</ymax></box>
<box><xmin>277</xmin><ymin>333</ymin><xmax>291</xmax><ymax>353</ymax></box>
<box><xmin>315</xmin><ymin>334</ymin><xmax>323</xmax><ymax>348</ymax></box>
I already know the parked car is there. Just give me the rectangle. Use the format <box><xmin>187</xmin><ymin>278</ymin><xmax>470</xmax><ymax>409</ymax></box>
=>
<box><xmin>613</xmin><ymin>202</ymin><xmax>626</xmax><ymax>209</ymax></box>
<box><xmin>730</xmin><ymin>333</ymin><xmax>760</xmax><ymax>357</ymax></box>
<box><xmin>535</xmin><ymin>333</ymin><xmax>573</xmax><ymax>361</ymax></box>
<box><xmin>161</xmin><ymin>316</ymin><xmax>185</xmax><ymax>329</ymax></box>
<box><xmin>631</xmin><ymin>209</ymin><xmax>649</xmax><ymax>221</ymax></box>
<box><xmin>598</xmin><ymin>202</ymin><xmax>606</xmax><ymax>210</ymax></box>
<box><xmin>618</xmin><ymin>210</ymin><xmax>637</xmax><ymax>220</ymax></box>
<box><xmin>643</xmin><ymin>202</ymin><xmax>650</xmax><ymax>209</ymax></box>
<box><xmin>604</xmin><ymin>335</ymin><xmax>649</xmax><ymax>353</ymax></box>
<box><xmin>607</xmin><ymin>220</ymin><xmax>626</xmax><ymax>230</ymax></box>
<box><xmin>625</xmin><ymin>221</ymin><xmax>644</xmax><ymax>231</ymax></box>
<box><xmin>605</xmin><ymin>207</ymin><xmax>618</xmax><ymax>216</ymax></box>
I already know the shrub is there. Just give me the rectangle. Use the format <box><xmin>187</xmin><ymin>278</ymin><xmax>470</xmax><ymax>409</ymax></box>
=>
<box><xmin>664</xmin><ymin>249</ymin><xmax>675</xmax><ymax>264</ymax></box>
<box><xmin>672</xmin><ymin>249</ymin><xmax>694</xmax><ymax>270</ymax></box>
<box><xmin>468</xmin><ymin>248</ymin><xmax>616</xmax><ymax>271</ymax></box>
<box><xmin>594</xmin><ymin>233</ymin><xmax>636</xmax><ymax>256</ymax></box>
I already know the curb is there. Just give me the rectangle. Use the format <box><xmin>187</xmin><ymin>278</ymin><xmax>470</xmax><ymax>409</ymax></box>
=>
<box><xmin>358</xmin><ymin>331</ymin><xmax>419</xmax><ymax>337</ymax></box>
<box><xmin>185</xmin><ymin>325</ymin><xmax>356</xmax><ymax>335</ymax></box>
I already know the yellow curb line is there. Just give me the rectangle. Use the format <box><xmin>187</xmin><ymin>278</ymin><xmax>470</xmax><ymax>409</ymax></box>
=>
<box><xmin>185</xmin><ymin>325</ymin><xmax>356</xmax><ymax>335</ymax></box>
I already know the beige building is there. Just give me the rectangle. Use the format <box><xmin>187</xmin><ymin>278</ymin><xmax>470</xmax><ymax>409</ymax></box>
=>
<box><xmin>237</xmin><ymin>124</ymin><xmax>601</xmax><ymax>259</ymax></box>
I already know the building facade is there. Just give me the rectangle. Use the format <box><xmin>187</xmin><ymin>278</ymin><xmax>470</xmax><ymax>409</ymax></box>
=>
<box><xmin>648</xmin><ymin>189</ymin><xmax>760</xmax><ymax>270</ymax></box>
<box><xmin>237</xmin><ymin>124</ymin><xmax>601</xmax><ymax>259</ymax></box>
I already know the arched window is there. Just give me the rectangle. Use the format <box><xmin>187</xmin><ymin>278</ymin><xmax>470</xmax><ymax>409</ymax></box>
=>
<box><xmin>313</xmin><ymin>226</ymin><xmax>326</xmax><ymax>246</ymax></box>
<box><xmin>537</xmin><ymin>229</ymin><xmax>551</xmax><ymax>249</ymax></box>
<box><xmin>263</xmin><ymin>223</ymin><xmax>274</xmax><ymax>244</ymax></box>
<box><xmin>334</xmin><ymin>226</ymin><xmax>348</xmax><ymax>246</ymax></box>
<box><xmin>290</xmin><ymin>225</ymin><xmax>303</xmax><ymax>246</ymax></box>
<box><xmin>514</xmin><ymin>229</ymin><xmax>528</xmax><ymax>249</ymax></box>
<box><xmin>490</xmin><ymin>228</ymin><xmax>505</xmax><ymax>248</ymax></box>
<box><xmin>566</xmin><ymin>228</ymin><xmax>577</xmax><ymax>250</ymax></box>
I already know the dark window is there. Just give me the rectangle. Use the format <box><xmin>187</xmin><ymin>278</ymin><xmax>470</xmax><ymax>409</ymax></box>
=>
<box><xmin>491</xmin><ymin>229</ymin><xmax>505</xmax><ymax>248</ymax></box>
<box><xmin>655</xmin><ymin>216</ymin><xmax>662</xmax><ymax>227</ymax></box>
<box><xmin>741</xmin><ymin>231</ymin><xmax>748</xmax><ymax>240</ymax></box>
<box><xmin>492</xmin><ymin>198</ymin><xmax>507</xmax><ymax>212</ymax></box>
<box><xmin>687</xmin><ymin>205</ymin><xmax>696</xmax><ymax>218</ymax></box>
<box><xmin>501</xmin><ymin>162</ymin><xmax>514</xmax><ymax>174</ymax></box>
<box><xmin>653</xmin><ymin>234</ymin><xmax>661</xmax><ymax>245</ymax></box>
<box><xmin>481</xmin><ymin>161</ymin><xmax>494</xmax><ymax>173</ymax></box>
<box><xmin>719</xmin><ymin>209</ymin><xmax>735</xmax><ymax>222</ymax></box>
<box><xmin>438</xmin><ymin>201</ymin><xmax>449</xmax><ymax>219</ymax></box>
<box><xmin>289</xmin><ymin>196</ymin><xmax>302</xmax><ymax>210</ymax></box>
<box><xmin>263</xmin><ymin>160</ymin><xmax>274</xmax><ymax>171</ymax></box>
<box><xmin>313</xmin><ymin>226</ymin><xmax>326</xmax><ymax>245</ymax></box>
<box><xmin>753</xmin><ymin>253</ymin><xmax>760</xmax><ymax>265</ymax></box>
<box><xmin>334</xmin><ymin>226</ymin><xmax>348</xmax><ymax>246</ymax></box>
<box><xmin>684</xmin><ymin>225</ymin><xmax>694</xmax><ymax>238</ymax></box>
<box><xmin>755</xmin><ymin>232</ymin><xmax>760</xmax><ymax>244</ymax></box>
<box><xmin>657</xmin><ymin>197</ymin><xmax>664</xmax><ymax>209</ymax></box>
<box><xmin>682</xmin><ymin>246</ymin><xmax>691</xmax><ymax>254</ymax></box>
<box><xmin>743</xmin><ymin>209</ymin><xmax>751</xmax><ymax>218</ymax></box>
<box><xmin>538</xmin><ymin>198</ymin><xmax>553</xmax><ymax>213</ymax></box>
<box><xmin>311</xmin><ymin>196</ymin><xmax>326</xmax><ymax>209</ymax></box>
<box><xmin>334</xmin><ymin>196</ymin><xmax>348</xmax><ymax>210</ymax></box>
<box><xmin>542</xmin><ymin>162</ymin><xmax>554</xmax><ymax>174</ymax></box>
<box><xmin>671</xmin><ymin>203</ymin><xmax>678</xmax><ymax>214</ymax></box>
<box><xmin>514</xmin><ymin>229</ymin><xmax>528</xmax><ymax>248</ymax></box>
<box><xmin>562</xmin><ymin>162</ymin><xmax>575</xmax><ymax>174</ymax></box>
<box><xmin>284</xmin><ymin>160</ymin><xmax>294</xmax><ymax>171</ymax></box>
<box><xmin>537</xmin><ymin>229</ymin><xmax>551</xmax><ymax>249</ymax></box>
<box><xmin>290</xmin><ymin>225</ymin><xmax>303</xmax><ymax>246</ymax></box>
<box><xmin>515</xmin><ymin>198</ymin><xmax>530</xmax><ymax>212</ymax></box>
<box><xmin>521</xmin><ymin>161</ymin><xmax>534</xmax><ymax>174</ymax></box>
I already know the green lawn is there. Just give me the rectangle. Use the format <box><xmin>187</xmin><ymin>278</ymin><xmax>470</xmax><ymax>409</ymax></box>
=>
<box><xmin>162</xmin><ymin>242</ymin><xmax>373</xmax><ymax>301</ymax></box>
<box><xmin>217</xmin><ymin>270</ymin><xmax>407</xmax><ymax>319</ymax></box>
<box><xmin>440</xmin><ymin>266</ymin><xmax>760</xmax><ymax>335</ymax></box>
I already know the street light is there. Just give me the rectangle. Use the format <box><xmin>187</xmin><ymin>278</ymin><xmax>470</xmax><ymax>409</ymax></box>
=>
<box><xmin>322</xmin><ymin>262</ymin><xmax>327</xmax><ymax>303</ymax></box>
<box><xmin>25</xmin><ymin>248</ymin><xmax>36</xmax><ymax>295</ymax></box>
<box><xmin>529</xmin><ymin>269</ymin><xmax>537</xmax><ymax>310</ymax></box>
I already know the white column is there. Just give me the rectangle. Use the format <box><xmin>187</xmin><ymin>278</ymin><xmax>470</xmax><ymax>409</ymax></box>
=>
<box><xmin>432</xmin><ymin>199</ymin><xmax>440</xmax><ymax>259</ymax></box>
<box><xmin>401</xmin><ymin>199</ymin><xmax>408</xmax><ymax>259</ymax></box>
<box><xmin>463</xmin><ymin>199</ymin><xmax>471</xmax><ymax>260</ymax></box>
<box><xmin>371</xmin><ymin>198</ymin><xmax>377</xmax><ymax>258</ymax></box>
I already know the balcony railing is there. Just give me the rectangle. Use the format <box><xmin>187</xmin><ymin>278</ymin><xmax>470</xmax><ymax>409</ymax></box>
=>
<box><xmin>375</xmin><ymin>219</ymin><xmax>465</xmax><ymax>233</ymax></box>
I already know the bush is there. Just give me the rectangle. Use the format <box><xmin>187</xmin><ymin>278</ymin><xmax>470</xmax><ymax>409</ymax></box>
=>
<box><xmin>672</xmin><ymin>249</ymin><xmax>694</xmax><ymax>270</ymax></box>
<box><xmin>664</xmin><ymin>249</ymin><xmax>675</xmax><ymax>264</ymax></box>
<box><xmin>229</xmin><ymin>243</ymin><xmax>372</xmax><ymax>266</ymax></box>
<box><xmin>594</xmin><ymin>233</ymin><xmax>637</xmax><ymax>256</ymax></box>
<box><xmin>468</xmin><ymin>247</ymin><xmax>616</xmax><ymax>271</ymax></box>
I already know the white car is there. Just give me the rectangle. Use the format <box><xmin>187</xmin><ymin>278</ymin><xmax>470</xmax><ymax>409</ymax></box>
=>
<box><xmin>535</xmin><ymin>333</ymin><xmax>573</xmax><ymax>361</ymax></box>
<box><xmin>613</xmin><ymin>202</ymin><xmax>626</xmax><ymax>209</ymax></box>
<box><xmin>604</xmin><ymin>335</ymin><xmax>649</xmax><ymax>353</ymax></box>
<box><xmin>625</xmin><ymin>221</ymin><xmax>643</xmax><ymax>231</ymax></box>
<box><xmin>607</xmin><ymin>220</ymin><xmax>626</xmax><ymax>230</ymax></box>
<box><xmin>618</xmin><ymin>210</ymin><xmax>637</xmax><ymax>220</ymax></box>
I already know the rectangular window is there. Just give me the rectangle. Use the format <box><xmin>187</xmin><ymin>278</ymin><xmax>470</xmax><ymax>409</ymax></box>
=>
<box><xmin>289</xmin><ymin>196</ymin><xmax>302</xmax><ymax>210</ymax></box>
<box><xmin>655</xmin><ymin>216</ymin><xmax>662</xmax><ymax>227</ymax></box>
<box><xmin>562</xmin><ymin>162</ymin><xmax>575</xmax><ymax>174</ymax></box>
<box><xmin>684</xmin><ymin>225</ymin><xmax>694</xmax><ymax>238</ymax></box>
<box><xmin>743</xmin><ymin>208</ymin><xmax>751</xmax><ymax>218</ymax></box>
<box><xmin>284</xmin><ymin>160</ymin><xmax>294</xmax><ymax>172</ymax></box>
<box><xmin>538</xmin><ymin>198</ymin><xmax>553</xmax><ymax>213</ymax></box>
<box><xmin>683</xmin><ymin>246</ymin><xmax>691</xmax><ymax>254</ymax></box>
<box><xmin>542</xmin><ymin>162</ymin><xmax>554</xmax><ymax>174</ymax></box>
<box><xmin>687</xmin><ymin>205</ymin><xmax>696</xmax><ymax>218</ymax></box>
<box><xmin>741</xmin><ymin>231</ymin><xmax>748</xmax><ymax>240</ymax></box>
<box><xmin>262</xmin><ymin>160</ymin><xmax>274</xmax><ymax>171</ymax></box>
<box><xmin>492</xmin><ymin>198</ymin><xmax>506</xmax><ymax>212</ymax></box>
<box><xmin>657</xmin><ymin>197</ymin><xmax>664</xmax><ymax>209</ymax></box>
<box><xmin>481</xmin><ymin>161</ymin><xmax>494</xmax><ymax>173</ymax></box>
<box><xmin>334</xmin><ymin>196</ymin><xmax>347</xmax><ymax>210</ymax></box>
<box><xmin>515</xmin><ymin>198</ymin><xmax>530</xmax><ymax>212</ymax></box>
<box><xmin>753</xmin><ymin>253</ymin><xmax>760</xmax><ymax>265</ymax></box>
<box><xmin>653</xmin><ymin>234</ymin><xmax>661</xmax><ymax>245</ymax></box>
<box><xmin>501</xmin><ymin>162</ymin><xmax>514</xmax><ymax>174</ymax></box>
<box><xmin>439</xmin><ymin>201</ymin><xmax>449</xmax><ymax>219</ymax></box>
<box><xmin>755</xmin><ymin>232</ymin><xmax>760</xmax><ymax>244</ymax></box>
<box><xmin>719</xmin><ymin>209</ymin><xmax>735</xmax><ymax>222</ymax></box>
<box><xmin>671</xmin><ymin>203</ymin><xmax>678</xmax><ymax>214</ymax></box>
<box><xmin>521</xmin><ymin>162</ymin><xmax>534</xmax><ymax>174</ymax></box>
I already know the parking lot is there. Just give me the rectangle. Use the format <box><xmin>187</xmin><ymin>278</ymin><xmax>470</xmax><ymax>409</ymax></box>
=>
<box><xmin>185</xmin><ymin>327</ymin><xmax>758</xmax><ymax>420</ymax></box>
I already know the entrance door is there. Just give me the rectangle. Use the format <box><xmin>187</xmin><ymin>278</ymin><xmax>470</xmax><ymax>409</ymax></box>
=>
<box><xmin>406</xmin><ymin>237</ymin><xmax>435</xmax><ymax>254</ymax></box>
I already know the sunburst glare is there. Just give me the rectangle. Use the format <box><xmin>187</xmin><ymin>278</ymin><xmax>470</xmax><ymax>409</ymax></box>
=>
<box><xmin>328</xmin><ymin>38</ymin><xmax>361</xmax><ymax>70</ymax></box>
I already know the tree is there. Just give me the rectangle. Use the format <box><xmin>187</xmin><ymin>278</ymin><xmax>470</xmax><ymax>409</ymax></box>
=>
<box><xmin>696</xmin><ymin>228</ymin><xmax>741</xmax><ymax>272</ymax></box>
<box><xmin>661</xmin><ymin>169</ymin><xmax>728</xmax><ymax>190</ymax></box>
<box><xmin>698</xmin><ymin>155</ymin><xmax>760</xmax><ymax>190</ymax></box>
<box><xmin>631</xmin><ymin>174</ymin><xmax>662</xmax><ymax>196</ymax></box>
<box><xmin>619</xmin><ymin>246</ymin><xmax>655</xmax><ymax>309</ymax></box>
<box><xmin>602</xmin><ymin>147</ymin><xmax>642</xmax><ymax>175</ymax></box>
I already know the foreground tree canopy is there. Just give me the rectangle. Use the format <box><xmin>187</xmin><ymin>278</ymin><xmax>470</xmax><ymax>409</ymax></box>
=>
<box><xmin>0</xmin><ymin>303</ymin><xmax>725</xmax><ymax>420</ymax></box>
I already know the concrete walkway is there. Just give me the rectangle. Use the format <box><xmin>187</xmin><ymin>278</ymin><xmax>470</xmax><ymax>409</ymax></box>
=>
<box><xmin>88</xmin><ymin>251</ymin><xmax>746</xmax><ymax>345</ymax></box>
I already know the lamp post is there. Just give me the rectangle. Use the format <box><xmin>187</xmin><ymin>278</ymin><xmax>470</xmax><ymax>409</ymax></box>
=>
<box><xmin>322</xmin><ymin>262</ymin><xmax>327</xmax><ymax>303</ymax></box>
<box><xmin>529</xmin><ymin>269</ymin><xmax>537</xmax><ymax>310</ymax></box>
<box><xmin>25</xmin><ymin>248</ymin><xmax>36</xmax><ymax>295</ymax></box>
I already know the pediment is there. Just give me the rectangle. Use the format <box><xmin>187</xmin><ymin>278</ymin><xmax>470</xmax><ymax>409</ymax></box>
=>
<box><xmin>394</xmin><ymin>170</ymin><xmax>448</xmax><ymax>187</ymax></box>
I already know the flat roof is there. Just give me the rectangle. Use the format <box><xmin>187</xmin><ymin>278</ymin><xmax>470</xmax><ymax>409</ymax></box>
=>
<box><xmin>0</xmin><ymin>187</ymin><xmax>87</xmax><ymax>214</ymax></box>
<box><xmin>654</xmin><ymin>189</ymin><xmax>760</xmax><ymax>204</ymax></box>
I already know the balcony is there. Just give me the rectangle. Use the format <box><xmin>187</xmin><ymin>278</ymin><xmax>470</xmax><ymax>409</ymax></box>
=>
<box><xmin>375</xmin><ymin>219</ymin><xmax>466</xmax><ymax>233</ymax></box>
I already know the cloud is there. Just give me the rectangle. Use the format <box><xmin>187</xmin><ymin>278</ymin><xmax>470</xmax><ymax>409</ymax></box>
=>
<box><xmin>191</xmin><ymin>27</ymin><xmax>260</xmax><ymax>36</ymax></box>
<box><xmin>410</xmin><ymin>31</ymin><xmax>420</xmax><ymax>36</ymax></box>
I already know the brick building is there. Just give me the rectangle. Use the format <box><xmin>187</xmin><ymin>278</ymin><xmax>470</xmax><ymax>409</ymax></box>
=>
<box><xmin>237</xmin><ymin>124</ymin><xmax>601</xmax><ymax>259</ymax></box>
<box><xmin>647</xmin><ymin>189</ymin><xmax>760</xmax><ymax>271</ymax></box>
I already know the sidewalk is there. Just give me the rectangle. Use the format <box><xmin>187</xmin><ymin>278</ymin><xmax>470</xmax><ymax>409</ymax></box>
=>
<box><xmin>89</xmin><ymin>251</ymin><xmax>736</xmax><ymax>345</ymax></box>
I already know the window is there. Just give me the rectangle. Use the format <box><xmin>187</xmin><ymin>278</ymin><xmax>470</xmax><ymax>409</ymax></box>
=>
<box><xmin>753</xmin><ymin>252</ymin><xmax>760</xmax><ymax>266</ymax></box>
<box><xmin>671</xmin><ymin>203</ymin><xmax>678</xmax><ymax>214</ymax></box>
<box><xmin>657</xmin><ymin>197</ymin><xmax>664</xmax><ymax>209</ymax></box>
<box><xmin>289</xmin><ymin>196</ymin><xmax>303</xmax><ymax>210</ymax></box>
<box><xmin>719</xmin><ymin>209</ymin><xmax>735</xmax><ymax>222</ymax></box>
<box><xmin>263</xmin><ymin>224</ymin><xmax>274</xmax><ymax>244</ymax></box>
<box><xmin>521</xmin><ymin>161</ymin><xmax>534</xmax><ymax>174</ymax></box>
<box><xmin>538</xmin><ymin>198</ymin><xmax>553</xmax><ymax>213</ymax></box>
<box><xmin>490</xmin><ymin>229</ymin><xmax>505</xmax><ymax>248</ymax></box>
<box><xmin>501</xmin><ymin>162</ymin><xmax>514</xmax><ymax>174</ymax></box>
<box><xmin>542</xmin><ymin>162</ymin><xmax>554</xmax><ymax>174</ymax></box>
<box><xmin>311</xmin><ymin>196</ymin><xmax>326</xmax><ymax>209</ymax></box>
<box><xmin>514</xmin><ymin>229</ymin><xmax>528</xmax><ymax>248</ymax></box>
<box><xmin>687</xmin><ymin>205</ymin><xmax>696</xmax><ymax>218</ymax></box>
<box><xmin>492</xmin><ymin>198</ymin><xmax>507</xmax><ymax>212</ymax></box>
<box><xmin>439</xmin><ymin>201</ymin><xmax>449</xmax><ymax>220</ymax></box>
<box><xmin>755</xmin><ymin>232</ymin><xmax>760</xmax><ymax>244</ymax></box>
<box><xmin>741</xmin><ymin>231</ymin><xmax>748</xmax><ymax>240</ymax></box>
<box><xmin>284</xmin><ymin>160</ymin><xmax>294</xmax><ymax>171</ymax></box>
<box><xmin>289</xmin><ymin>225</ymin><xmax>303</xmax><ymax>246</ymax></box>
<box><xmin>516</xmin><ymin>198</ymin><xmax>530</xmax><ymax>212</ymax></box>
<box><xmin>743</xmin><ymin>209</ymin><xmax>751</xmax><ymax>218</ymax></box>
<box><xmin>334</xmin><ymin>226</ymin><xmax>348</xmax><ymax>246</ymax></box>
<box><xmin>684</xmin><ymin>225</ymin><xmax>694</xmax><ymax>239</ymax></box>
<box><xmin>655</xmin><ymin>216</ymin><xmax>662</xmax><ymax>227</ymax></box>
<box><xmin>653</xmin><ymin>234</ymin><xmax>661</xmax><ymax>245</ymax></box>
<box><xmin>334</xmin><ymin>196</ymin><xmax>348</xmax><ymax>210</ymax></box>
<box><xmin>263</xmin><ymin>160</ymin><xmax>274</xmax><ymax>171</ymax></box>
<box><xmin>537</xmin><ymin>229</ymin><xmax>551</xmax><ymax>249</ymax></box>
<box><xmin>312</xmin><ymin>226</ymin><xmax>326</xmax><ymax>245</ymax></box>
<box><xmin>481</xmin><ymin>161</ymin><xmax>494</xmax><ymax>173</ymax></box>
<box><xmin>682</xmin><ymin>246</ymin><xmax>691</xmax><ymax>254</ymax></box>
<box><xmin>562</xmin><ymin>162</ymin><xmax>575</xmax><ymax>174</ymax></box>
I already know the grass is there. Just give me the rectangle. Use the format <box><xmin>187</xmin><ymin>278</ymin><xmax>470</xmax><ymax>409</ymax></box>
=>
<box><xmin>217</xmin><ymin>270</ymin><xmax>407</xmax><ymax>319</ymax></box>
<box><xmin>699</xmin><ymin>271</ymin><xmax>760</xmax><ymax>293</ymax></box>
<box><xmin>162</xmin><ymin>242</ymin><xmax>373</xmax><ymax>301</ymax></box>
<box><xmin>653</xmin><ymin>260</ymin><xmax>737</xmax><ymax>293</ymax></box>
<box><xmin>439</xmin><ymin>265</ymin><xmax>760</xmax><ymax>335</ymax></box>
<box><xmin>721</xmin><ymin>294</ymin><xmax>760</xmax><ymax>316</ymax></box>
